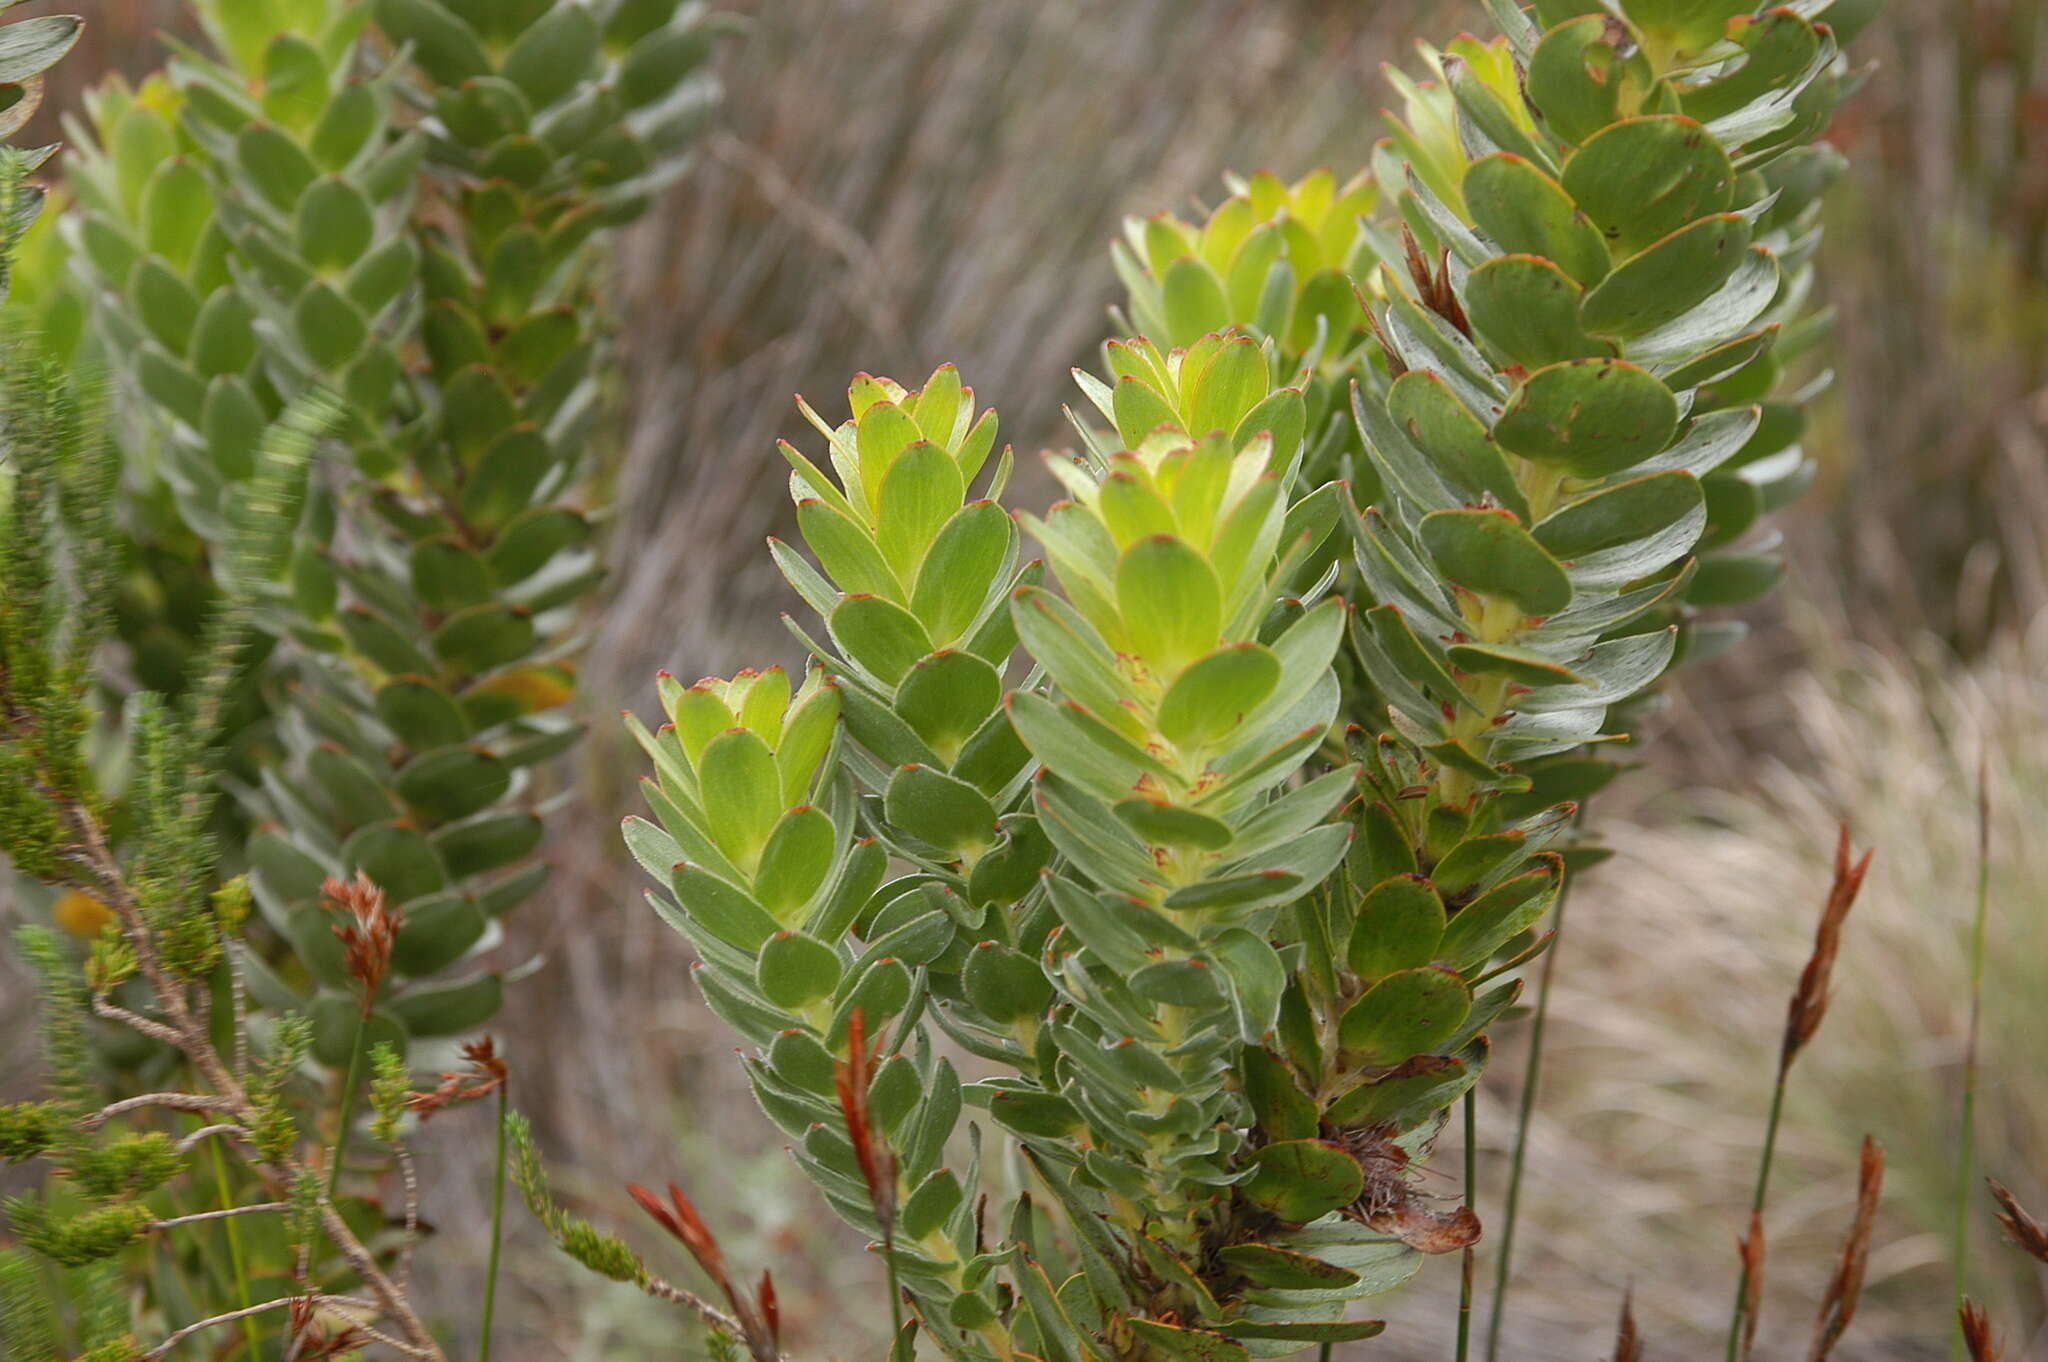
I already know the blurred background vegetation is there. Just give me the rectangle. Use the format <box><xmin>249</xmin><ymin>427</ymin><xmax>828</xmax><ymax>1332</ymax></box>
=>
<box><xmin>3</xmin><ymin>0</ymin><xmax>2044</xmax><ymax>1358</ymax></box>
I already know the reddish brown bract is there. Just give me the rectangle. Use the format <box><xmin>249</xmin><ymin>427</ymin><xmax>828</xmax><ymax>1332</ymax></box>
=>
<box><xmin>321</xmin><ymin>872</ymin><xmax>401</xmax><ymax>1015</ymax></box>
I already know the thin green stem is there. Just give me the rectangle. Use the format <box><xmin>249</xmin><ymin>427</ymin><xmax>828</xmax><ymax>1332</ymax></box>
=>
<box><xmin>208</xmin><ymin>1135</ymin><xmax>258</xmax><ymax>1362</ymax></box>
<box><xmin>1484</xmin><ymin>875</ymin><xmax>1573</xmax><ymax>1362</ymax></box>
<box><xmin>1456</xmin><ymin>1093</ymin><xmax>1477</xmax><ymax>1362</ymax></box>
<box><xmin>480</xmin><ymin>1083</ymin><xmax>510</xmax><ymax>1362</ymax></box>
<box><xmin>886</xmin><ymin>1225</ymin><xmax>906</xmax><ymax>1354</ymax></box>
<box><xmin>326</xmin><ymin>1018</ymin><xmax>369</xmax><ymax>1199</ymax></box>
<box><xmin>1949</xmin><ymin>757</ymin><xmax>1992</xmax><ymax>1361</ymax></box>
<box><xmin>1725</xmin><ymin>1071</ymin><xmax>1789</xmax><ymax>1362</ymax></box>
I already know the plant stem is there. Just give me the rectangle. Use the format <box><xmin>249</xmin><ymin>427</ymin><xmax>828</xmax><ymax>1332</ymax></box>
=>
<box><xmin>1949</xmin><ymin>756</ymin><xmax>1992</xmax><ymax>1361</ymax></box>
<box><xmin>206</xmin><ymin>1132</ymin><xmax>259</xmax><ymax>1362</ymax></box>
<box><xmin>1725</xmin><ymin>1070</ymin><xmax>1789</xmax><ymax>1362</ymax></box>
<box><xmin>1456</xmin><ymin>1093</ymin><xmax>1477</xmax><ymax>1362</ymax></box>
<box><xmin>1484</xmin><ymin>872</ymin><xmax>1574</xmax><ymax>1362</ymax></box>
<box><xmin>480</xmin><ymin>1083</ymin><xmax>510</xmax><ymax>1362</ymax></box>
<box><xmin>327</xmin><ymin>1017</ymin><xmax>370</xmax><ymax>1198</ymax></box>
<box><xmin>886</xmin><ymin>1223</ymin><xmax>906</xmax><ymax>1352</ymax></box>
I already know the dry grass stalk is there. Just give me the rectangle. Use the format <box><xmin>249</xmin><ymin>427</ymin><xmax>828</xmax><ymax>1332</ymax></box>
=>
<box><xmin>1731</xmin><ymin>827</ymin><xmax>1873</xmax><ymax>1360</ymax></box>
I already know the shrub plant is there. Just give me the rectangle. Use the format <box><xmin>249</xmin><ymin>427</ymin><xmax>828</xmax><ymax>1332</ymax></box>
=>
<box><xmin>516</xmin><ymin>1</ymin><xmax>1877</xmax><ymax>1358</ymax></box>
<box><xmin>0</xmin><ymin>0</ymin><xmax>726</xmax><ymax>1356</ymax></box>
<box><xmin>35</xmin><ymin>0</ymin><xmax>730</xmax><ymax>1071</ymax></box>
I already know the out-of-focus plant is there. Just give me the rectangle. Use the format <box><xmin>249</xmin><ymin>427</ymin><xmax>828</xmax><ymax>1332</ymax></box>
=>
<box><xmin>31</xmin><ymin>0</ymin><xmax>730</xmax><ymax>1074</ymax></box>
<box><xmin>2</xmin><ymin>0</ymin><xmax>728</xmax><ymax>1355</ymax></box>
<box><xmin>0</xmin><ymin>3</ymin><xmax>82</xmax><ymax>295</ymax></box>
<box><xmin>508</xmin><ymin>2</ymin><xmax>1869</xmax><ymax>1358</ymax></box>
<box><xmin>0</xmin><ymin>372</ymin><xmax>455</xmax><ymax>1361</ymax></box>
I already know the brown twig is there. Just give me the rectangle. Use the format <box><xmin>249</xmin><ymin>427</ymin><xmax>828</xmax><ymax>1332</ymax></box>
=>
<box><xmin>145</xmin><ymin>1202</ymin><xmax>289</xmax><ymax>1234</ymax></box>
<box><xmin>90</xmin><ymin>997</ymin><xmax>190</xmax><ymax>1049</ymax></box>
<box><xmin>142</xmin><ymin>1295</ymin><xmax>427</xmax><ymax>1362</ymax></box>
<box><xmin>83</xmin><ymin>1091</ymin><xmax>238</xmax><ymax>1127</ymax></box>
<box><xmin>643</xmin><ymin>1275</ymin><xmax>745</xmax><ymax>1336</ymax></box>
<box><xmin>175</xmin><ymin>1123</ymin><xmax>248</xmax><ymax>1153</ymax></box>
<box><xmin>394</xmin><ymin>1141</ymin><xmax>421</xmax><ymax>1289</ymax></box>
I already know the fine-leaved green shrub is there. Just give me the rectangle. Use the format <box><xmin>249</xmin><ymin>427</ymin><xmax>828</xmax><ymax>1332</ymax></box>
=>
<box><xmin>517</xmin><ymin>1</ymin><xmax>1871</xmax><ymax>1358</ymax></box>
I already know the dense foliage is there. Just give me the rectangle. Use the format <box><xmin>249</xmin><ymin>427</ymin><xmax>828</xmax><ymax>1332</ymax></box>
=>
<box><xmin>567</xmin><ymin>1</ymin><xmax>1877</xmax><ymax>1358</ymax></box>
<box><xmin>0</xmin><ymin>1</ymin><xmax>724</xmax><ymax>1357</ymax></box>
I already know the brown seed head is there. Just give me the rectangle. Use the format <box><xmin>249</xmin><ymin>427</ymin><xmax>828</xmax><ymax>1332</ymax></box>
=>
<box><xmin>1959</xmin><ymin>1298</ymin><xmax>2002</xmax><ymax>1362</ymax></box>
<box><xmin>406</xmin><ymin>1037</ymin><xmax>509</xmax><ymax>1122</ymax></box>
<box><xmin>629</xmin><ymin>1180</ymin><xmax>729</xmax><ymax>1288</ymax></box>
<box><xmin>1782</xmin><ymin>826</ymin><xmax>1872</xmax><ymax>1067</ymax></box>
<box><xmin>321</xmin><ymin>872</ymin><xmax>401</xmax><ymax>1013</ymax></box>
<box><xmin>1988</xmin><ymin>1179</ymin><xmax>2048</xmax><ymax>1264</ymax></box>
<box><xmin>1809</xmin><ymin>1136</ymin><xmax>1884</xmax><ymax>1362</ymax></box>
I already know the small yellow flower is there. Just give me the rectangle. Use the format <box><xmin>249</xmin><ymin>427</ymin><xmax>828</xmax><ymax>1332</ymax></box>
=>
<box><xmin>54</xmin><ymin>891</ymin><xmax>116</xmax><ymax>940</ymax></box>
